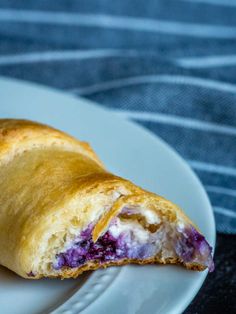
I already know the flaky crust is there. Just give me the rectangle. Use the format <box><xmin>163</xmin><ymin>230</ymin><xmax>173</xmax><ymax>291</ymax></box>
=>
<box><xmin>31</xmin><ymin>257</ymin><xmax>206</xmax><ymax>280</ymax></box>
<box><xmin>0</xmin><ymin>119</ymin><xmax>202</xmax><ymax>279</ymax></box>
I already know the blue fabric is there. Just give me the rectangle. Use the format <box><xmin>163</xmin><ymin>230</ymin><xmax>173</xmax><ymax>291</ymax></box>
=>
<box><xmin>0</xmin><ymin>0</ymin><xmax>235</xmax><ymax>233</ymax></box>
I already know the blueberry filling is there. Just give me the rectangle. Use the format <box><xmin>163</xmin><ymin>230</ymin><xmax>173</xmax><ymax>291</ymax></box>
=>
<box><xmin>27</xmin><ymin>271</ymin><xmax>36</xmax><ymax>277</ymax></box>
<box><xmin>53</xmin><ymin>222</ymin><xmax>214</xmax><ymax>272</ymax></box>
<box><xmin>55</xmin><ymin>227</ymin><xmax>131</xmax><ymax>270</ymax></box>
<box><xmin>175</xmin><ymin>226</ymin><xmax>214</xmax><ymax>272</ymax></box>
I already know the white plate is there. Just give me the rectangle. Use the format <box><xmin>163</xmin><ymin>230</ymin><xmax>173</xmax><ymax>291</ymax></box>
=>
<box><xmin>0</xmin><ymin>77</ymin><xmax>215</xmax><ymax>314</ymax></box>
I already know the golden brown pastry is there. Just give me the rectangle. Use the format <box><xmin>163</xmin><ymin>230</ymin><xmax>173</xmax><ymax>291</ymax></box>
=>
<box><xmin>0</xmin><ymin>119</ymin><xmax>214</xmax><ymax>279</ymax></box>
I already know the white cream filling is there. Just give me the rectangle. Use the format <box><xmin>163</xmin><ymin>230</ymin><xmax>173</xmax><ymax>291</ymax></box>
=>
<box><xmin>109</xmin><ymin>219</ymin><xmax>150</xmax><ymax>244</ymax></box>
<box><xmin>108</xmin><ymin>215</ymin><xmax>180</xmax><ymax>260</ymax></box>
<box><xmin>138</xmin><ymin>208</ymin><xmax>161</xmax><ymax>225</ymax></box>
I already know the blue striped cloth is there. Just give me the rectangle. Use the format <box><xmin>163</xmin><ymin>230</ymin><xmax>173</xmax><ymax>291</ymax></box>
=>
<box><xmin>0</xmin><ymin>0</ymin><xmax>235</xmax><ymax>234</ymax></box>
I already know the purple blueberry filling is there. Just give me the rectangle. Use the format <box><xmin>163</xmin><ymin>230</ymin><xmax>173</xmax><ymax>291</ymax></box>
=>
<box><xmin>27</xmin><ymin>271</ymin><xmax>36</xmax><ymax>277</ymax></box>
<box><xmin>175</xmin><ymin>226</ymin><xmax>214</xmax><ymax>272</ymax></box>
<box><xmin>53</xmin><ymin>223</ymin><xmax>214</xmax><ymax>272</ymax></box>
<box><xmin>54</xmin><ymin>227</ymin><xmax>127</xmax><ymax>270</ymax></box>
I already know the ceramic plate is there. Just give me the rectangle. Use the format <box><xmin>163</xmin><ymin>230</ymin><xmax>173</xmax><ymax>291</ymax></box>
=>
<box><xmin>0</xmin><ymin>77</ymin><xmax>215</xmax><ymax>314</ymax></box>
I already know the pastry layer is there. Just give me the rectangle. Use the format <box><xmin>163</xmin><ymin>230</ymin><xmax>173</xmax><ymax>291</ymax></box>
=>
<box><xmin>0</xmin><ymin>119</ymin><xmax>214</xmax><ymax>279</ymax></box>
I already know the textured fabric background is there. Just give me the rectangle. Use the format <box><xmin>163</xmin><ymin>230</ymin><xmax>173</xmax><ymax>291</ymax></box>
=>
<box><xmin>0</xmin><ymin>1</ymin><xmax>235</xmax><ymax>313</ymax></box>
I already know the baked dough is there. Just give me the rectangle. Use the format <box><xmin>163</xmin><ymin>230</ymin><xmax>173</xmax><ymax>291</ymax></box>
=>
<box><xmin>0</xmin><ymin>119</ymin><xmax>214</xmax><ymax>279</ymax></box>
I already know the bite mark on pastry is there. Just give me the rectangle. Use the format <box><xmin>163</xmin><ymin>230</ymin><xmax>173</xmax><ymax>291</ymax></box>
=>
<box><xmin>49</xmin><ymin>207</ymin><xmax>214</xmax><ymax>275</ymax></box>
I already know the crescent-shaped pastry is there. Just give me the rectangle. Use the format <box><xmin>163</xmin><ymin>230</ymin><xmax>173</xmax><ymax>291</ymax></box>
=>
<box><xmin>0</xmin><ymin>119</ymin><xmax>214</xmax><ymax>279</ymax></box>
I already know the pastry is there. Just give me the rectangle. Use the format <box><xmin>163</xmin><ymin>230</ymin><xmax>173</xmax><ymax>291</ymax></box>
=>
<box><xmin>0</xmin><ymin>119</ymin><xmax>214</xmax><ymax>279</ymax></box>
